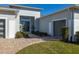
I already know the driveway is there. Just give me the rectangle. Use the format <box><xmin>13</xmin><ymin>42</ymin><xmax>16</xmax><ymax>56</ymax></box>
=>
<box><xmin>0</xmin><ymin>38</ymin><xmax>44</xmax><ymax>54</ymax></box>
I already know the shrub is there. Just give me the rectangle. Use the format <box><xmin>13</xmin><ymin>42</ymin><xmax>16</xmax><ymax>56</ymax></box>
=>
<box><xmin>21</xmin><ymin>32</ymin><xmax>29</xmax><ymax>38</ymax></box>
<box><xmin>61</xmin><ymin>27</ymin><xmax>69</xmax><ymax>42</ymax></box>
<box><xmin>75</xmin><ymin>31</ymin><xmax>79</xmax><ymax>43</ymax></box>
<box><xmin>15</xmin><ymin>31</ymin><xmax>29</xmax><ymax>38</ymax></box>
<box><xmin>40</xmin><ymin>32</ymin><xmax>48</xmax><ymax>36</ymax></box>
<box><xmin>32</xmin><ymin>31</ymin><xmax>48</xmax><ymax>36</ymax></box>
<box><xmin>15</xmin><ymin>32</ymin><xmax>24</xmax><ymax>38</ymax></box>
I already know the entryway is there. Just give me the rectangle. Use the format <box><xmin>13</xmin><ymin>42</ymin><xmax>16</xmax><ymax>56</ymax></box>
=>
<box><xmin>20</xmin><ymin>16</ymin><xmax>33</xmax><ymax>33</ymax></box>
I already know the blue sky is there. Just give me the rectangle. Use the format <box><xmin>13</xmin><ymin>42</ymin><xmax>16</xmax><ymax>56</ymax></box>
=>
<box><xmin>21</xmin><ymin>4</ymin><xmax>72</xmax><ymax>16</ymax></box>
<box><xmin>0</xmin><ymin>4</ymin><xmax>72</xmax><ymax>16</ymax></box>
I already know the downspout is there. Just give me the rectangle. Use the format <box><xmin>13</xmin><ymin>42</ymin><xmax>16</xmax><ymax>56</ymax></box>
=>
<box><xmin>67</xmin><ymin>8</ymin><xmax>74</xmax><ymax>42</ymax></box>
<box><xmin>71</xmin><ymin>8</ymin><xmax>75</xmax><ymax>42</ymax></box>
<box><xmin>67</xmin><ymin>8</ymin><xmax>71</xmax><ymax>41</ymax></box>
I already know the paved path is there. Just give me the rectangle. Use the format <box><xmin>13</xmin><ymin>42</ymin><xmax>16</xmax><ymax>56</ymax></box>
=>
<box><xmin>0</xmin><ymin>38</ymin><xmax>44</xmax><ymax>54</ymax></box>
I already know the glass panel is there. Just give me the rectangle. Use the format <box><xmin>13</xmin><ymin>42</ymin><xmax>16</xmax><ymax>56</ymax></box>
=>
<box><xmin>23</xmin><ymin>21</ymin><xmax>30</xmax><ymax>32</ymax></box>
<box><xmin>20</xmin><ymin>20</ymin><xmax>30</xmax><ymax>32</ymax></box>
<box><xmin>20</xmin><ymin>16</ymin><xmax>34</xmax><ymax>32</ymax></box>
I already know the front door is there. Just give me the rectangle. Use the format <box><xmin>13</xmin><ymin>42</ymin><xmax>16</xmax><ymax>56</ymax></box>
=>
<box><xmin>20</xmin><ymin>16</ymin><xmax>35</xmax><ymax>33</ymax></box>
<box><xmin>22</xmin><ymin>21</ymin><xmax>30</xmax><ymax>32</ymax></box>
<box><xmin>20</xmin><ymin>20</ymin><xmax>31</xmax><ymax>32</ymax></box>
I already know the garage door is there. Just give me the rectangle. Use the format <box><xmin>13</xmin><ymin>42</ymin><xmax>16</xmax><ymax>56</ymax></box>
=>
<box><xmin>53</xmin><ymin>20</ymin><xmax>66</xmax><ymax>37</ymax></box>
<box><xmin>0</xmin><ymin>19</ymin><xmax>5</xmax><ymax>38</ymax></box>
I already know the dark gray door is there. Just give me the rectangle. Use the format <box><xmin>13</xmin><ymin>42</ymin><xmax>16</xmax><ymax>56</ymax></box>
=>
<box><xmin>53</xmin><ymin>20</ymin><xmax>66</xmax><ymax>37</ymax></box>
<box><xmin>0</xmin><ymin>19</ymin><xmax>5</xmax><ymax>38</ymax></box>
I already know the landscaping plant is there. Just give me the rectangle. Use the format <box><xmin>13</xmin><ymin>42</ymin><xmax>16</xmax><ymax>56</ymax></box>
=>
<box><xmin>75</xmin><ymin>31</ymin><xmax>79</xmax><ymax>43</ymax></box>
<box><xmin>32</xmin><ymin>31</ymin><xmax>48</xmax><ymax>36</ymax></box>
<box><xmin>61</xmin><ymin>27</ymin><xmax>69</xmax><ymax>42</ymax></box>
<box><xmin>15</xmin><ymin>31</ymin><xmax>29</xmax><ymax>38</ymax></box>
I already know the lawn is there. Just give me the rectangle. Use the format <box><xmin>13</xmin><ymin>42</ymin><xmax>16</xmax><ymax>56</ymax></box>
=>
<box><xmin>16</xmin><ymin>41</ymin><xmax>79</xmax><ymax>54</ymax></box>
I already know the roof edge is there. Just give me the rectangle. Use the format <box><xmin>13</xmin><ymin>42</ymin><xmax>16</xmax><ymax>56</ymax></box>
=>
<box><xmin>39</xmin><ymin>4</ymin><xmax>77</xmax><ymax>19</ymax></box>
<box><xmin>9</xmin><ymin>4</ymin><xmax>42</xmax><ymax>11</ymax></box>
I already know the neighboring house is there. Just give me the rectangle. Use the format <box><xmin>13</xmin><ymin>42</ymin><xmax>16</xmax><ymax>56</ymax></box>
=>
<box><xmin>0</xmin><ymin>5</ymin><xmax>41</xmax><ymax>38</ymax></box>
<box><xmin>38</xmin><ymin>5</ymin><xmax>79</xmax><ymax>42</ymax></box>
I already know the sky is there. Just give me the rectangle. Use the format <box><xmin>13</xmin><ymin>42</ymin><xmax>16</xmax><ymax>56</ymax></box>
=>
<box><xmin>21</xmin><ymin>4</ymin><xmax>72</xmax><ymax>16</ymax></box>
<box><xmin>0</xmin><ymin>4</ymin><xmax>72</xmax><ymax>16</ymax></box>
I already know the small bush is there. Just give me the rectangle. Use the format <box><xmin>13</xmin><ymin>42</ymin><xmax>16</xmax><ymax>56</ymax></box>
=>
<box><xmin>61</xmin><ymin>27</ymin><xmax>68</xmax><ymax>42</ymax></box>
<box><xmin>21</xmin><ymin>32</ymin><xmax>29</xmax><ymax>38</ymax></box>
<box><xmin>15</xmin><ymin>31</ymin><xmax>29</xmax><ymax>38</ymax></box>
<box><xmin>32</xmin><ymin>31</ymin><xmax>48</xmax><ymax>36</ymax></box>
<box><xmin>15</xmin><ymin>32</ymin><xmax>24</xmax><ymax>38</ymax></box>
<box><xmin>75</xmin><ymin>31</ymin><xmax>79</xmax><ymax>43</ymax></box>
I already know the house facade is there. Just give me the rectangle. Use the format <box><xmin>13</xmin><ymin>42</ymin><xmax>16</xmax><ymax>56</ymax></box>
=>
<box><xmin>1</xmin><ymin>4</ymin><xmax>79</xmax><ymax>41</ymax></box>
<box><xmin>0</xmin><ymin>5</ymin><xmax>41</xmax><ymax>38</ymax></box>
<box><xmin>38</xmin><ymin>5</ymin><xmax>79</xmax><ymax>42</ymax></box>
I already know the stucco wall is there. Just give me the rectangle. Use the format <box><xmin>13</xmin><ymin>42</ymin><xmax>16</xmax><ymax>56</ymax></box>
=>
<box><xmin>74</xmin><ymin>9</ymin><xmax>79</xmax><ymax>34</ymax></box>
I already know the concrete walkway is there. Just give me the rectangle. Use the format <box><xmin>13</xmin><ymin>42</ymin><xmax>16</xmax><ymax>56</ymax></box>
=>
<box><xmin>0</xmin><ymin>38</ymin><xmax>44</xmax><ymax>54</ymax></box>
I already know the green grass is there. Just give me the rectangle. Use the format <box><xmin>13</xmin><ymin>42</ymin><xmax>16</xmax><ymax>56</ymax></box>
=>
<box><xmin>16</xmin><ymin>41</ymin><xmax>79</xmax><ymax>54</ymax></box>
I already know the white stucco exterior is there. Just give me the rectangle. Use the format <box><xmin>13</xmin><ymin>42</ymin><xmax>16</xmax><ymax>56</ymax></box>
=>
<box><xmin>74</xmin><ymin>11</ymin><xmax>79</xmax><ymax>34</ymax></box>
<box><xmin>0</xmin><ymin>5</ymin><xmax>41</xmax><ymax>38</ymax></box>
